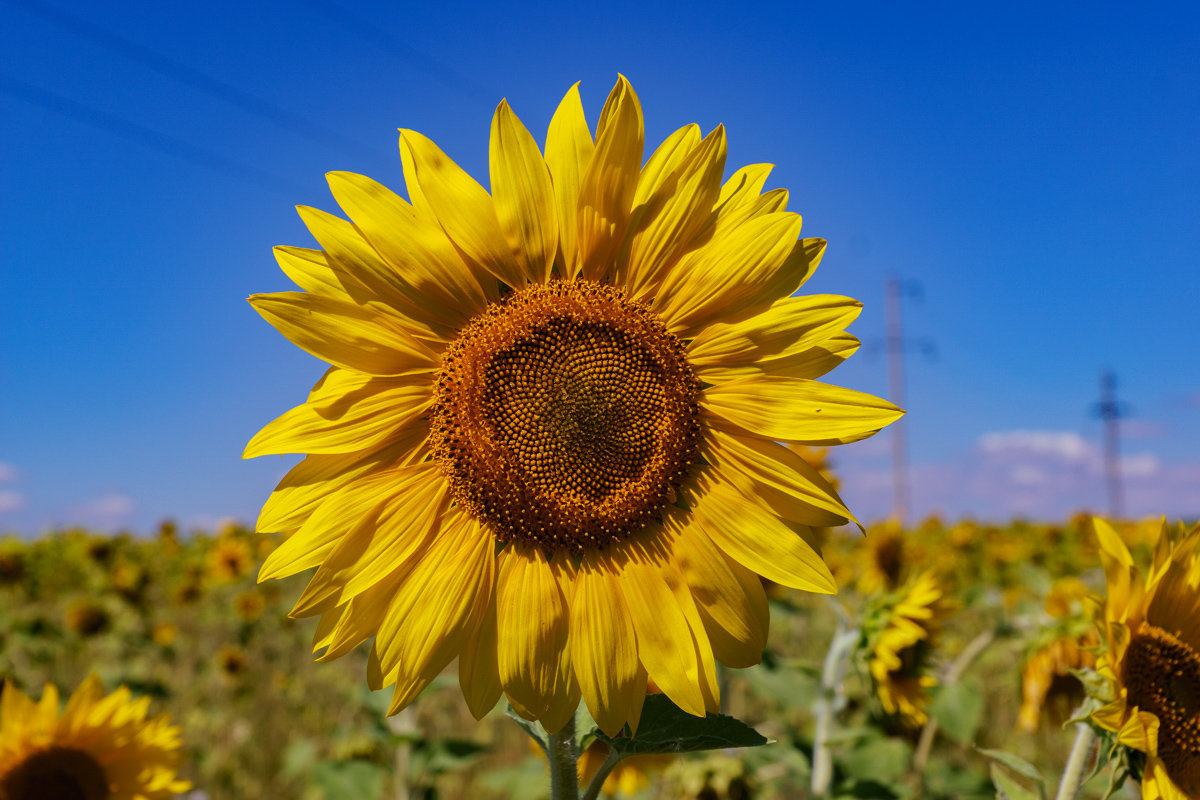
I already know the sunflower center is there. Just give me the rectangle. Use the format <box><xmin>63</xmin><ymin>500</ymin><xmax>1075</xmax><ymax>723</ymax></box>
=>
<box><xmin>1123</xmin><ymin>623</ymin><xmax>1200</xmax><ymax>795</ymax></box>
<box><xmin>0</xmin><ymin>746</ymin><xmax>109</xmax><ymax>800</ymax></box>
<box><xmin>431</xmin><ymin>281</ymin><xmax>700</xmax><ymax>552</ymax></box>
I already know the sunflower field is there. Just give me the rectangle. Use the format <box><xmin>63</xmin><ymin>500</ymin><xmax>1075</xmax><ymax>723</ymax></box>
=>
<box><xmin>2</xmin><ymin>513</ymin><xmax>1194</xmax><ymax>799</ymax></box>
<box><xmin>4</xmin><ymin>78</ymin><xmax>1199</xmax><ymax>800</ymax></box>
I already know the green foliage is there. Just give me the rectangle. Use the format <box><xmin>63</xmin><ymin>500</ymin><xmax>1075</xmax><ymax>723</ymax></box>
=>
<box><xmin>594</xmin><ymin>693</ymin><xmax>767</xmax><ymax>756</ymax></box>
<box><xmin>929</xmin><ymin>679</ymin><xmax>985</xmax><ymax>745</ymax></box>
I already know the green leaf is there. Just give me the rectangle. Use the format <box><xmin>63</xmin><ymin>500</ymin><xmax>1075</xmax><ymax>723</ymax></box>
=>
<box><xmin>281</xmin><ymin>739</ymin><xmax>318</xmax><ymax>779</ymax></box>
<box><xmin>989</xmin><ymin>763</ymin><xmax>1043</xmax><ymax>800</ymax></box>
<box><xmin>418</xmin><ymin>738</ymin><xmax>489</xmax><ymax>775</ymax></box>
<box><xmin>976</xmin><ymin>748</ymin><xmax>1044</xmax><ymax>786</ymax></box>
<box><xmin>594</xmin><ymin>694</ymin><xmax>768</xmax><ymax>755</ymax></box>
<box><xmin>839</xmin><ymin>736</ymin><xmax>912</xmax><ymax>783</ymax></box>
<box><xmin>929</xmin><ymin>679</ymin><xmax>984</xmax><ymax>745</ymax></box>
<box><xmin>311</xmin><ymin>761</ymin><xmax>386</xmax><ymax>800</ymax></box>
<box><xmin>833</xmin><ymin>779</ymin><xmax>902</xmax><ymax>799</ymax></box>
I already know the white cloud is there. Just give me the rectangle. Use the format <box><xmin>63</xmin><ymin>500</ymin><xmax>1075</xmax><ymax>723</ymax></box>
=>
<box><xmin>68</xmin><ymin>493</ymin><xmax>135</xmax><ymax>527</ymax></box>
<box><xmin>833</xmin><ymin>428</ymin><xmax>1196</xmax><ymax>522</ymax></box>
<box><xmin>0</xmin><ymin>490</ymin><xmax>23</xmax><ymax>513</ymax></box>
<box><xmin>977</xmin><ymin>430</ymin><xmax>1093</xmax><ymax>462</ymax></box>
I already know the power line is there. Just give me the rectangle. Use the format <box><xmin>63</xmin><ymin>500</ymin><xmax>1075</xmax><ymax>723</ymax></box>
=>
<box><xmin>0</xmin><ymin>75</ymin><xmax>309</xmax><ymax>198</ymax></box>
<box><xmin>295</xmin><ymin>0</ymin><xmax>494</xmax><ymax>103</ymax></box>
<box><xmin>5</xmin><ymin>0</ymin><xmax>377</xmax><ymax>161</ymax></box>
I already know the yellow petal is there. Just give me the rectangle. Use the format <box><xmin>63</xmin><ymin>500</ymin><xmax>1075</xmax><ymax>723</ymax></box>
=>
<box><xmin>571</xmin><ymin>550</ymin><xmax>643</xmax><ymax>737</ymax></box>
<box><xmin>703</xmin><ymin>426</ymin><xmax>856</xmax><ymax>527</ymax></box>
<box><xmin>689</xmin><ymin>468</ymin><xmax>837</xmax><ymax>594</ymax></box>
<box><xmin>243</xmin><ymin>374</ymin><xmax>430</xmax><ymax>458</ymax></box>
<box><xmin>256</xmin><ymin>425</ymin><xmax>427</xmax><ymax>533</ymax></box>
<box><xmin>687</xmin><ymin>295</ymin><xmax>862</xmax><ymax>368</ymax></box>
<box><xmin>400</xmin><ymin>129</ymin><xmax>525</xmax><ymax>289</ymax></box>
<box><xmin>653</xmin><ymin>212</ymin><xmax>804</xmax><ymax>336</ymax></box>
<box><xmin>670</xmin><ymin>516</ymin><xmax>768</xmax><ymax>668</ymax></box>
<box><xmin>631</xmin><ymin>124</ymin><xmax>701</xmax><ymax>210</ymax></box>
<box><xmin>459</xmin><ymin>593</ymin><xmax>502</xmax><ymax>720</ymax></box>
<box><xmin>325</xmin><ymin>170</ymin><xmax>493</xmax><ymax>328</ymax></box>
<box><xmin>273</xmin><ymin>246</ymin><xmax>361</xmax><ymax>299</ymax></box>
<box><xmin>622</xmin><ymin>126</ymin><xmax>727</xmax><ymax>302</ymax></box>
<box><xmin>696</xmin><ymin>332</ymin><xmax>861</xmax><ymax>384</ymax></box>
<box><xmin>248</xmin><ymin>291</ymin><xmax>438</xmax><ymax>376</ymax></box>
<box><xmin>258</xmin><ymin>465</ymin><xmax>428</xmax><ymax>581</ymax></box>
<box><xmin>374</xmin><ymin>508</ymin><xmax>496</xmax><ymax>715</ymax></box>
<box><xmin>543</xmin><ymin>82</ymin><xmax>594</xmax><ymax>276</ymax></box>
<box><xmin>714</xmin><ymin>163</ymin><xmax>773</xmax><ymax>214</ymax></box>
<box><xmin>490</xmin><ymin>100</ymin><xmax>558</xmax><ymax>283</ymax></box>
<box><xmin>703</xmin><ymin>377</ymin><xmax>904</xmax><ymax>445</ymax></box>
<box><xmin>1093</xmin><ymin>517</ymin><xmax>1134</xmax><ymax>567</ymax></box>
<box><xmin>577</xmin><ymin>76</ymin><xmax>643</xmax><ymax>282</ymax></box>
<box><xmin>496</xmin><ymin>544</ymin><xmax>571</xmax><ymax>724</ymax></box>
<box><xmin>616</xmin><ymin>529</ymin><xmax>707</xmax><ymax>717</ymax></box>
<box><xmin>289</xmin><ymin>465</ymin><xmax>447</xmax><ymax>617</ymax></box>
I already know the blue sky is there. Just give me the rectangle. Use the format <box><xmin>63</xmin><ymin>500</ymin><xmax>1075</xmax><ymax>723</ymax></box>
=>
<box><xmin>2</xmin><ymin>1</ymin><xmax>1197</xmax><ymax>534</ymax></box>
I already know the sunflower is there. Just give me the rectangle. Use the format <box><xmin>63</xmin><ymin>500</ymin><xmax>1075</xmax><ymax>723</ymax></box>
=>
<box><xmin>1090</xmin><ymin>517</ymin><xmax>1200</xmax><ymax>799</ymax></box>
<box><xmin>0</xmin><ymin>675</ymin><xmax>190</xmax><ymax>800</ymax></box>
<box><xmin>206</xmin><ymin>536</ymin><xmax>253</xmax><ymax>583</ymax></box>
<box><xmin>855</xmin><ymin>519</ymin><xmax>907</xmax><ymax>595</ymax></box>
<box><xmin>1016</xmin><ymin>628</ymin><xmax>1098</xmax><ymax>733</ymax></box>
<box><xmin>578</xmin><ymin>739</ymin><xmax>668</xmax><ymax>797</ymax></box>
<box><xmin>868</xmin><ymin>570</ymin><xmax>946</xmax><ymax>726</ymax></box>
<box><xmin>245</xmin><ymin>77</ymin><xmax>902</xmax><ymax>735</ymax></box>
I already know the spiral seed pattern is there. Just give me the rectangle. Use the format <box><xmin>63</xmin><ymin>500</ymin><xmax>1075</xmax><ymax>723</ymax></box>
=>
<box><xmin>431</xmin><ymin>281</ymin><xmax>700</xmax><ymax>552</ymax></box>
<box><xmin>1123</xmin><ymin>623</ymin><xmax>1200</xmax><ymax>795</ymax></box>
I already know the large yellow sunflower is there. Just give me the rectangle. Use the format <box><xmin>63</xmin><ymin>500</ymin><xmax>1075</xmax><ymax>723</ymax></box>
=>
<box><xmin>1090</xmin><ymin>517</ymin><xmax>1200</xmax><ymax>800</ymax></box>
<box><xmin>245</xmin><ymin>77</ymin><xmax>902</xmax><ymax>736</ymax></box>
<box><xmin>0</xmin><ymin>675</ymin><xmax>191</xmax><ymax>800</ymax></box>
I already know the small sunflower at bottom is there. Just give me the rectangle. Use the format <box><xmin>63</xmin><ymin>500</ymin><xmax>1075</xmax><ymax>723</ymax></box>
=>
<box><xmin>1090</xmin><ymin>517</ymin><xmax>1200</xmax><ymax>800</ymax></box>
<box><xmin>0</xmin><ymin>674</ymin><xmax>191</xmax><ymax>800</ymax></box>
<box><xmin>867</xmin><ymin>570</ymin><xmax>948</xmax><ymax>727</ymax></box>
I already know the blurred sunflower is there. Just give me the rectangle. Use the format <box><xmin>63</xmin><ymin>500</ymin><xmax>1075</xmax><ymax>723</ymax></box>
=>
<box><xmin>1017</xmin><ymin>628</ymin><xmax>1098</xmax><ymax>732</ymax></box>
<box><xmin>64</xmin><ymin>599</ymin><xmax>111</xmax><ymax>637</ymax></box>
<box><xmin>578</xmin><ymin>739</ymin><xmax>668</xmax><ymax>797</ymax></box>
<box><xmin>868</xmin><ymin>570</ymin><xmax>947</xmax><ymax>726</ymax></box>
<box><xmin>855</xmin><ymin>520</ymin><xmax>907</xmax><ymax>595</ymax></box>
<box><xmin>233</xmin><ymin>589</ymin><xmax>266</xmax><ymax>622</ymax></box>
<box><xmin>0</xmin><ymin>542</ymin><xmax>26</xmax><ymax>585</ymax></box>
<box><xmin>217</xmin><ymin>644</ymin><xmax>249</xmax><ymax>680</ymax></box>
<box><xmin>1090</xmin><ymin>517</ymin><xmax>1200</xmax><ymax>799</ymax></box>
<box><xmin>246</xmin><ymin>77</ymin><xmax>901</xmax><ymax>735</ymax></box>
<box><xmin>206</xmin><ymin>536</ymin><xmax>253</xmax><ymax>583</ymax></box>
<box><xmin>0</xmin><ymin>674</ymin><xmax>190</xmax><ymax>800</ymax></box>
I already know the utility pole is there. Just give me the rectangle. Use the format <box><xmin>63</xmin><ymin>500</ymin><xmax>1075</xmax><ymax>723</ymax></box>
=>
<box><xmin>1096</xmin><ymin>371</ymin><xmax>1125</xmax><ymax>519</ymax></box>
<box><xmin>885</xmin><ymin>275</ymin><xmax>909</xmax><ymax>523</ymax></box>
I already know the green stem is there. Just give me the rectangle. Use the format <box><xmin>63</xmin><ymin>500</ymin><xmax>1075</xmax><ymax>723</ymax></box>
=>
<box><xmin>811</xmin><ymin>610</ymin><xmax>859</xmax><ymax>800</ymax></box>
<box><xmin>912</xmin><ymin>628</ymin><xmax>995</xmax><ymax>779</ymax></box>
<box><xmin>1053</xmin><ymin>722</ymin><xmax>1097</xmax><ymax>800</ymax></box>
<box><xmin>548</xmin><ymin>715</ymin><xmax>580</xmax><ymax>800</ymax></box>
<box><xmin>580</xmin><ymin>748</ymin><xmax>624</xmax><ymax>800</ymax></box>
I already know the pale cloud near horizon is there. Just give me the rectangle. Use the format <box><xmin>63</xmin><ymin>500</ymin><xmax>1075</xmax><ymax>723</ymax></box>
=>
<box><xmin>836</xmin><ymin>428</ymin><xmax>1197</xmax><ymax>522</ymax></box>
<box><xmin>66</xmin><ymin>493</ymin><xmax>136</xmax><ymax>528</ymax></box>
<box><xmin>0</xmin><ymin>490</ymin><xmax>23</xmax><ymax>513</ymax></box>
<box><xmin>0</xmin><ymin>462</ymin><xmax>17</xmax><ymax>482</ymax></box>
